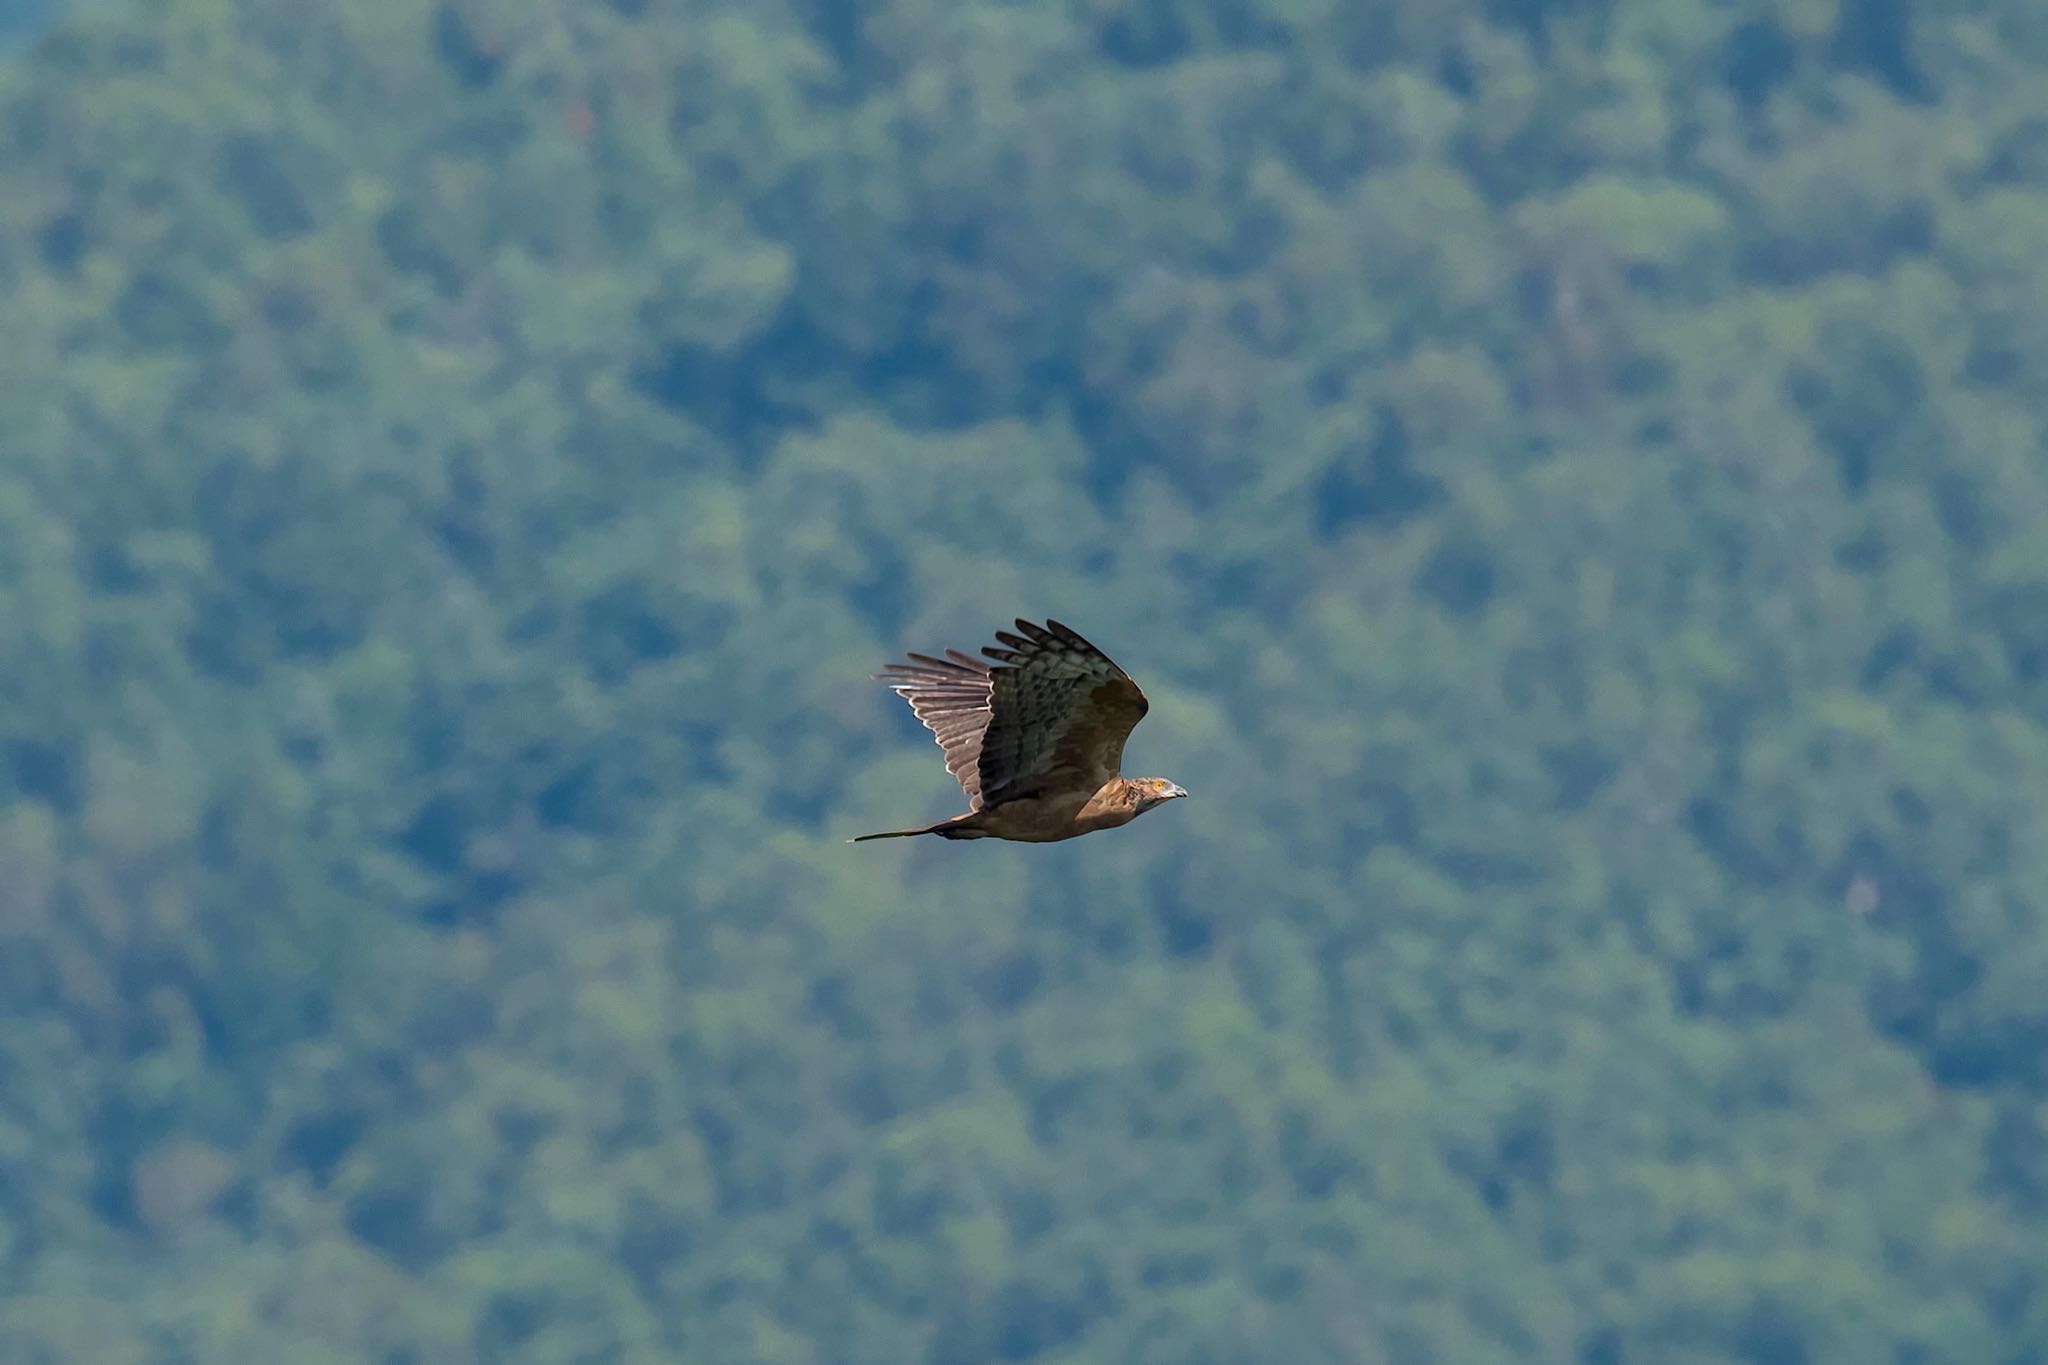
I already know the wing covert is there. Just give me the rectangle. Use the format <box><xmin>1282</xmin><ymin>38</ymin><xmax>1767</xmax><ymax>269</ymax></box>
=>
<box><xmin>975</xmin><ymin>619</ymin><xmax>1149</xmax><ymax>803</ymax></box>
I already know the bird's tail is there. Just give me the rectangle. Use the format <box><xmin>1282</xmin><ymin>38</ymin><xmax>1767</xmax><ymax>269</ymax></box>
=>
<box><xmin>848</xmin><ymin>816</ymin><xmax>976</xmax><ymax>843</ymax></box>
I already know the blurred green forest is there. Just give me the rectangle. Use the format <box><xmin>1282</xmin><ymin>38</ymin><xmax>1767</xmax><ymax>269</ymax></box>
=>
<box><xmin>2</xmin><ymin>0</ymin><xmax>2047</xmax><ymax>1359</ymax></box>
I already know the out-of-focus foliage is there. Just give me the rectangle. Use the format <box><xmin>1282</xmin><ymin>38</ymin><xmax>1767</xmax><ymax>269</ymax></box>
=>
<box><xmin>2</xmin><ymin>0</ymin><xmax>2046</xmax><ymax>1359</ymax></box>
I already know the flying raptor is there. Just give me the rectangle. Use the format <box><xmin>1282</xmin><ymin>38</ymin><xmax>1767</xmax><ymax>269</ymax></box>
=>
<box><xmin>853</xmin><ymin>618</ymin><xmax>1187</xmax><ymax>843</ymax></box>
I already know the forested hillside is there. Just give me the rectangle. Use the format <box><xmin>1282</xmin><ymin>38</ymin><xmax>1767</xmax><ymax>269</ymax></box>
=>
<box><xmin>3</xmin><ymin>0</ymin><xmax>2047</xmax><ymax>1360</ymax></box>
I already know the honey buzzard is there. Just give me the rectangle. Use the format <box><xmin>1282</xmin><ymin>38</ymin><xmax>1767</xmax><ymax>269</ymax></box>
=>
<box><xmin>853</xmin><ymin>618</ymin><xmax>1187</xmax><ymax>843</ymax></box>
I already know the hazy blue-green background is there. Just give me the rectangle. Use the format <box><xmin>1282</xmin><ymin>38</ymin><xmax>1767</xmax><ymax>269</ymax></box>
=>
<box><xmin>3</xmin><ymin>0</ymin><xmax>2047</xmax><ymax>1360</ymax></box>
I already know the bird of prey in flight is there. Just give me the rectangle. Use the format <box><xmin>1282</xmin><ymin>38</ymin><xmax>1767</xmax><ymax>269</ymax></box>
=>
<box><xmin>853</xmin><ymin>618</ymin><xmax>1187</xmax><ymax>843</ymax></box>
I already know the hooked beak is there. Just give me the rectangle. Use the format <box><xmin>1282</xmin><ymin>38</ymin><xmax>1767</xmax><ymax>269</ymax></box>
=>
<box><xmin>1167</xmin><ymin>783</ymin><xmax>1189</xmax><ymax>799</ymax></box>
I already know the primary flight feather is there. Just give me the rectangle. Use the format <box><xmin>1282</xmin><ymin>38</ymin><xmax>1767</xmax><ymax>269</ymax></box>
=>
<box><xmin>853</xmin><ymin>618</ymin><xmax>1187</xmax><ymax>843</ymax></box>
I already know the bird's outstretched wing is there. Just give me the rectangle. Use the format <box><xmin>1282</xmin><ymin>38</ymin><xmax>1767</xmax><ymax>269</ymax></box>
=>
<box><xmin>975</xmin><ymin>619</ymin><xmax>1149</xmax><ymax>804</ymax></box>
<box><xmin>877</xmin><ymin>648</ymin><xmax>995</xmax><ymax>808</ymax></box>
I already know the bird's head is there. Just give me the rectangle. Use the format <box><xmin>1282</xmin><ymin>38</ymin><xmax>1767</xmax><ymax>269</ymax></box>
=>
<box><xmin>1132</xmin><ymin>777</ymin><xmax>1189</xmax><ymax>811</ymax></box>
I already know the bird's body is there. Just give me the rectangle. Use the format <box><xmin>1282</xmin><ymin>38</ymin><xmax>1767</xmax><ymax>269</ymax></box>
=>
<box><xmin>862</xmin><ymin>777</ymin><xmax>1153</xmax><ymax>843</ymax></box>
<box><xmin>854</xmin><ymin>618</ymin><xmax>1186</xmax><ymax>844</ymax></box>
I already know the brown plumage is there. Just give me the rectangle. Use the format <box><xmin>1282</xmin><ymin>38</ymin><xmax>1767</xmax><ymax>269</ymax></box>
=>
<box><xmin>853</xmin><ymin>618</ymin><xmax>1188</xmax><ymax>843</ymax></box>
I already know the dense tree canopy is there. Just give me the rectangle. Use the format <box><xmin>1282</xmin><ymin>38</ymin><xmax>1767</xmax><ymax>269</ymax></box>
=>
<box><xmin>2</xmin><ymin>0</ymin><xmax>2046</xmax><ymax>1359</ymax></box>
